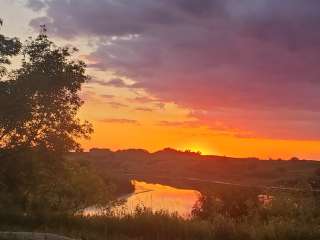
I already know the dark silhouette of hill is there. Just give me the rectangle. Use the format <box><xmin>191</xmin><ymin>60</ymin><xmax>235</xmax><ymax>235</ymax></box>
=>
<box><xmin>70</xmin><ymin>148</ymin><xmax>320</xmax><ymax>191</ymax></box>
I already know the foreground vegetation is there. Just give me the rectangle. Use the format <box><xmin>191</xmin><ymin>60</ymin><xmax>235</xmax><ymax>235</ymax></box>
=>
<box><xmin>0</xmin><ymin>21</ymin><xmax>114</xmax><ymax>215</ymax></box>
<box><xmin>1</xmin><ymin>188</ymin><xmax>320</xmax><ymax>240</ymax></box>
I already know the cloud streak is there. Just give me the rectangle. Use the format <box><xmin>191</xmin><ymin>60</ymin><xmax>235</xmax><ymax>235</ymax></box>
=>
<box><xmin>91</xmin><ymin>78</ymin><xmax>138</xmax><ymax>89</ymax></box>
<box><xmin>135</xmin><ymin>107</ymin><xmax>153</xmax><ymax>112</ymax></box>
<box><xmin>100</xmin><ymin>118</ymin><xmax>139</xmax><ymax>125</ymax></box>
<box><xmin>106</xmin><ymin>101</ymin><xmax>128</xmax><ymax>109</ymax></box>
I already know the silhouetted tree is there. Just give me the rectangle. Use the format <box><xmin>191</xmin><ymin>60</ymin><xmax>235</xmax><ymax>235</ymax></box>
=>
<box><xmin>0</xmin><ymin>24</ymin><xmax>111</xmax><ymax>215</ymax></box>
<box><xmin>0</xmin><ymin>19</ymin><xmax>21</xmax><ymax>77</ymax></box>
<box><xmin>192</xmin><ymin>187</ymin><xmax>260</xmax><ymax>219</ymax></box>
<box><xmin>1</xmin><ymin>26</ymin><xmax>92</xmax><ymax>151</ymax></box>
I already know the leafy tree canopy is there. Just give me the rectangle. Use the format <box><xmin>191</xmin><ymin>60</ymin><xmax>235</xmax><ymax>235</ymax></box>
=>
<box><xmin>0</xmin><ymin>26</ymin><xmax>93</xmax><ymax>152</ymax></box>
<box><xmin>0</xmin><ymin>23</ymin><xmax>111</xmax><ymax>215</ymax></box>
<box><xmin>0</xmin><ymin>19</ymin><xmax>21</xmax><ymax>77</ymax></box>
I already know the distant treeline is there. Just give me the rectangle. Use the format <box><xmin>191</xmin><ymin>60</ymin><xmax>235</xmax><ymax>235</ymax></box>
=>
<box><xmin>70</xmin><ymin>148</ymin><xmax>320</xmax><ymax>191</ymax></box>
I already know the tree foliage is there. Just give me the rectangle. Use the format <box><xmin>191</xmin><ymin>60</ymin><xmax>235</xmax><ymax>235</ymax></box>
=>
<box><xmin>192</xmin><ymin>187</ymin><xmax>260</xmax><ymax>220</ymax></box>
<box><xmin>0</xmin><ymin>23</ymin><xmax>111</xmax><ymax>215</ymax></box>
<box><xmin>0</xmin><ymin>148</ymin><xmax>112</xmax><ymax>215</ymax></box>
<box><xmin>0</xmin><ymin>19</ymin><xmax>21</xmax><ymax>77</ymax></box>
<box><xmin>0</xmin><ymin>27</ymin><xmax>93</xmax><ymax>151</ymax></box>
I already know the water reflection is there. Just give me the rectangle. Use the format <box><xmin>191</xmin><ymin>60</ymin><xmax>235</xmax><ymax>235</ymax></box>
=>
<box><xmin>85</xmin><ymin>180</ymin><xmax>200</xmax><ymax>218</ymax></box>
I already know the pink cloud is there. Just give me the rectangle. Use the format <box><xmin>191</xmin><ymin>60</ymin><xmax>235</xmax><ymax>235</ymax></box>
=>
<box><xmin>29</xmin><ymin>0</ymin><xmax>320</xmax><ymax>140</ymax></box>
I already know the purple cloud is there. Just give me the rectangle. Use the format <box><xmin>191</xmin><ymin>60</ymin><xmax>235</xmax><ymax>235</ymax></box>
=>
<box><xmin>28</xmin><ymin>0</ymin><xmax>320</xmax><ymax>140</ymax></box>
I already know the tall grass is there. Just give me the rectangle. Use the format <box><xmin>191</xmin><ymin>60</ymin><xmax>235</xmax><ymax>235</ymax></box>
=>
<box><xmin>0</xmin><ymin>210</ymin><xmax>213</xmax><ymax>240</ymax></box>
<box><xmin>1</xmin><ymin>190</ymin><xmax>320</xmax><ymax>240</ymax></box>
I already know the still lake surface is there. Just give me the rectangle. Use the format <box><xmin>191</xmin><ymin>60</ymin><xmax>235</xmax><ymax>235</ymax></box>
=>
<box><xmin>85</xmin><ymin>180</ymin><xmax>200</xmax><ymax>218</ymax></box>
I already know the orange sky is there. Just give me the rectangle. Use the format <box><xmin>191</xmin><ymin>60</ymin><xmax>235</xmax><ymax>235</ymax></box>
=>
<box><xmin>3</xmin><ymin>1</ymin><xmax>320</xmax><ymax>160</ymax></box>
<box><xmin>78</xmin><ymin>81</ymin><xmax>320</xmax><ymax>160</ymax></box>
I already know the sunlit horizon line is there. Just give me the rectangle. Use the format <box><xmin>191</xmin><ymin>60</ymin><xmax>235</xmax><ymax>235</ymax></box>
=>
<box><xmin>83</xmin><ymin>146</ymin><xmax>311</xmax><ymax>161</ymax></box>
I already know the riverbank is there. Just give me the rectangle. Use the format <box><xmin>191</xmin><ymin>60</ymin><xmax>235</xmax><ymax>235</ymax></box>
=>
<box><xmin>2</xmin><ymin>188</ymin><xmax>320</xmax><ymax>240</ymax></box>
<box><xmin>1</xmin><ymin>209</ymin><xmax>319</xmax><ymax>240</ymax></box>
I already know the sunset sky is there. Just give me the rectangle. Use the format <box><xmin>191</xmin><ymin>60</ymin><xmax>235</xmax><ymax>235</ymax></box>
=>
<box><xmin>2</xmin><ymin>0</ymin><xmax>320</xmax><ymax>159</ymax></box>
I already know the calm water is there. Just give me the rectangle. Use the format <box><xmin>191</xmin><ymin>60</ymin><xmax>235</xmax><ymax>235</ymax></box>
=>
<box><xmin>85</xmin><ymin>180</ymin><xmax>200</xmax><ymax>218</ymax></box>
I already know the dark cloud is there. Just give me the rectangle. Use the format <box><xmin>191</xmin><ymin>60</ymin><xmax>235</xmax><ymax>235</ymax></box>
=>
<box><xmin>28</xmin><ymin>0</ymin><xmax>320</xmax><ymax>140</ymax></box>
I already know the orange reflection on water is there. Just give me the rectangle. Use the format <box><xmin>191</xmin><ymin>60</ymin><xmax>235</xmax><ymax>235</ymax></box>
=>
<box><xmin>115</xmin><ymin>180</ymin><xmax>200</xmax><ymax>218</ymax></box>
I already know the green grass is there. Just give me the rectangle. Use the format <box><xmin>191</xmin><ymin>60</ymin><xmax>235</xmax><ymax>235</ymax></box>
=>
<box><xmin>1</xmin><ymin>189</ymin><xmax>320</xmax><ymax>240</ymax></box>
<box><xmin>1</xmin><ymin>204</ymin><xmax>320</xmax><ymax>240</ymax></box>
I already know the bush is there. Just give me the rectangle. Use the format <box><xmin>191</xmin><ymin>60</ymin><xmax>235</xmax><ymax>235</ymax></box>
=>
<box><xmin>0</xmin><ymin>148</ymin><xmax>114</xmax><ymax>216</ymax></box>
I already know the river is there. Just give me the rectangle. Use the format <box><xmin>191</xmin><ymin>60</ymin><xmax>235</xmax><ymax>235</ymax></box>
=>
<box><xmin>84</xmin><ymin>180</ymin><xmax>200</xmax><ymax>218</ymax></box>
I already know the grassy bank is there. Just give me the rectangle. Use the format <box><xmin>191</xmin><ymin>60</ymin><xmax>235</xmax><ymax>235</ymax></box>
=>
<box><xmin>1</xmin><ymin>190</ymin><xmax>320</xmax><ymax>240</ymax></box>
<box><xmin>1</xmin><ymin>211</ymin><xmax>319</xmax><ymax>240</ymax></box>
